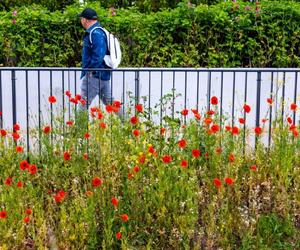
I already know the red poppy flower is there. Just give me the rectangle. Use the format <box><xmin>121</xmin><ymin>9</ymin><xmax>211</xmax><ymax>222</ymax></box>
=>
<box><xmin>136</xmin><ymin>104</ymin><xmax>143</xmax><ymax>112</ymax></box>
<box><xmin>148</xmin><ymin>146</ymin><xmax>155</xmax><ymax>154</ymax></box>
<box><xmin>63</xmin><ymin>151</ymin><xmax>71</xmax><ymax>161</ymax></box>
<box><xmin>48</xmin><ymin>96</ymin><xmax>56</xmax><ymax>104</ymax></box>
<box><xmin>17</xmin><ymin>181</ymin><xmax>23</xmax><ymax>188</ymax></box>
<box><xmin>228</xmin><ymin>153</ymin><xmax>235</xmax><ymax>162</ymax></box>
<box><xmin>213</xmin><ymin>178</ymin><xmax>222</xmax><ymax>188</ymax></box>
<box><xmin>4</xmin><ymin>177</ymin><xmax>12</xmax><ymax>186</ymax></box>
<box><xmin>116</xmin><ymin>232</ymin><xmax>122</xmax><ymax>239</ymax></box>
<box><xmin>133</xmin><ymin>129</ymin><xmax>140</xmax><ymax>137</ymax></box>
<box><xmin>20</xmin><ymin>160</ymin><xmax>29</xmax><ymax>170</ymax></box>
<box><xmin>83</xmin><ymin>153</ymin><xmax>88</xmax><ymax>160</ymax></box>
<box><xmin>25</xmin><ymin>209</ymin><xmax>32</xmax><ymax>215</ymax></box>
<box><xmin>130</xmin><ymin>116</ymin><xmax>139</xmax><ymax>125</ymax></box>
<box><xmin>80</xmin><ymin>99</ymin><xmax>86</xmax><ymax>106</ymax></box>
<box><xmin>54</xmin><ymin>190</ymin><xmax>66</xmax><ymax>203</ymax></box>
<box><xmin>204</xmin><ymin>117</ymin><xmax>212</xmax><ymax>125</ymax></box>
<box><xmin>262</xmin><ymin>118</ymin><xmax>268</xmax><ymax>123</ymax></box>
<box><xmin>224</xmin><ymin>177</ymin><xmax>234</xmax><ymax>185</ymax></box>
<box><xmin>192</xmin><ymin>149</ymin><xmax>201</xmax><ymax>158</ymax></box>
<box><xmin>225</xmin><ymin>125</ymin><xmax>231</xmax><ymax>132</ymax></box>
<box><xmin>100</xmin><ymin>122</ymin><xmax>106</xmax><ymax>129</ymax></box>
<box><xmin>287</xmin><ymin>117</ymin><xmax>293</xmax><ymax>124</ymax></box>
<box><xmin>194</xmin><ymin>113</ymin><xmax>201</xmax><ymax>120</ymax></box>
<box><xmin>133</xmin><ymin>166</ymin><xmax>140</xmax><ymax>172</ymax></box>
<box><xmin>23</xmin><ymin>217</ymin><xmax>30</xmax><ymax>223</ymax></box>
<box><xmin>120</xmin><ymin>214</ymin><xmax>129</xmax><ymax>222</ymax></box>
<box><xmin>181</xmin><ymin>160</ymin><xmax>188</xmax><ymax>168</ymax></box>
<box><xmin>113</xmin><ymin>100</ymin><xmax>121</xmax><ymax>108</ymax></box>
<box><xmin>210</xmin><ymin>124</ymin><xmax>220</xmax><ymax>133</ymax></box>
<box><xmin>65</xmin><ymin>90</ymin><xmax>72</xmax><ymax>98</ymax></box>
<box><xmin>206</xmin><ymin>110</ymin><xmax>215</xmax><ymax>116</ymax></box>
<box><xmin>210</xmin><ymin>96</ymin><xmax>218</xmax><ymax>105</ymax></box>
<box><xmin>181</xmin><ymin>109</ymin><xmax>189</xmax><ymax>116</ymax></box>
<box><xmin>12</xmin><ymin>132</ymin><xmax>20</xmax><ymax>141</ymax></box>
<box><xmin>13</xmin><ymin>123</ymin><xmax>20</xmax><ymax>131</ymax></box>
<box><xmin>111</xmin><ymin>197</ymin><xmax>119</xmax><ymax>207</ymax></box>
<box><xmin>267</xmin><ymin>98</ymin><xmax>273</xmax><ymax>104</ymax></box>
<box><xmin>28</xmin><ymin>164</ymin><xmax>37</xmax><ymax>175</ymax></box>
<box><xmin>243</xmin><ymin>104</ymin><xmax>251</xmax><ymax>113</ymax></box>
<box><xmin>84</xmin><ymin>133</ymin><xmax>90</xmax><ymax>139</ymax></box>
<box><xmin>97</xmin><ymin>112</ymin><xmax>103</xmax><ymax>120</ymax></box>
<box><xmin>290</xmin><ymin>103</ymin><xmax>297</xmax><ymax>111</ymax></box>
<box><xmin>215</xmin><ymin>147</ymin><xmax>222</xmax><ymax>154</ymax></box>
<box><xmin>232</xmin><ymin>126</ymin><xmax>239</xmax><ymax>135</ymax></box>
<box><xmin>250</xmin><ymin>165</ymin><xmax>257</xmax><ymax>171</ymax></box>
<box><xmin>191</xmin><ymin>109</ymin><xmax>199</xmax><ymax>114</ymax></box>
<box><xmin>239</xmin><ymin>118</ymin><xmax>245</xmax><ymax>124</ymax></box>
<box><xmin>289</xmin><ymin>124</ymin><xmax>296</xmax><ymax>131</ymax></box>
<box><xmin>139</xmin><ymin>154</ymin><xmax>146</xmax><ymax>165</ymax></box>
<box><xmin>105</xmin><ymin>104</ymin><xmax>113</xmax><ymax>113</ymax></box>
<box><xmin>66</xmin><ymin>121</ymin><xmax>74</xmax><ymax>126</ymax></box>
<box><xmin>43</xmin><ymin>125</ymin><xmax>51</xmax><ymax>134</ymax></box>
<box><xmin>16</xmin><ymin>146</ymin><xmax>23</xmax><ymax>153</ymax></box>
<box><xmin>178</xmin><ymin>139</ymin><xmax>187</xmax><ymax>149</ymax></box>
<box><xmin>128</xmin><ymin>173</ymin><xmax>134</xmax><ymax>179</ymax></box>
<box><xmin>92</xmin><ymin>177</ymin><xmax>103</xmax><ymax>187</ymax></box>
<box><xmin>160</xmin><ymin>128</ymin><xmax>166</xmax><ymax>135</ymax></box>
<box><xmin>293</xmin><ymin>129</ymin><xmax>299</xmax><ymax>138</ymax></box>
<box><xmin>70</xmin><ymin>98</ymin><xmax>78</xmax><ymax>104</ymax></box>
<box><xmin>0</xmin><ymin>210</ymin><xmax>7</xmax><ymax>219</ymax></box>
<box><xmin>160</xmin><ymin>155</ymin><xmax>171</xmax><ymax>164</ymax></box>
<box><xmin>254</xmin><ymin>127</ymin><xmax>262</xmax><ymax>135</ymax></box>
<box><xmin>75</xmin><ymin>94</ymin><xmax>81</xmax><ymax>101</ymax></box>
<box><xmin>0</xmin><ymin>129</ymin><xmax>7</xmax><ymax>137</ymax></box>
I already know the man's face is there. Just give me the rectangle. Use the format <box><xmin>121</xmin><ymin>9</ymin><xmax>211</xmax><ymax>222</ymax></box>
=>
<box><xmin>80</xmin><ymin>17</ymin><xmax>88</xmax><ymax>29</ymax></box>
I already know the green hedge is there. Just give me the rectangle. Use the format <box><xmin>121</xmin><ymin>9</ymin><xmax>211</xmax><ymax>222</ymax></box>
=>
<box><xmin>1</xmin><ymin>1</ymin><xmax>300</xmax><ymax>67</ymax></box>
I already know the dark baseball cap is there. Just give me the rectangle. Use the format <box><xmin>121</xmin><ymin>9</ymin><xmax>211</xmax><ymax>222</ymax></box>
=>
<box><xmin>78</xmin><ymin>8</ymin><xmax>98</xmax><ymax>20</ymax></box>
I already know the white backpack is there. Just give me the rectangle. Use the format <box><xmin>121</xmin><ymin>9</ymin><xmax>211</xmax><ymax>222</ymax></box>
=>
<box><xmin>89</xmin><ymin>26</ymin><xmax>122</xmax><ymax>69</ymax></box>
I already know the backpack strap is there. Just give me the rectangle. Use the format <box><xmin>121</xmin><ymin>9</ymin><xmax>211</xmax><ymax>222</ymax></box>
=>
<box><xmin>89</xmin><ymin>26</ymin><xmax>108</xmax><ymax>45</ymax></box>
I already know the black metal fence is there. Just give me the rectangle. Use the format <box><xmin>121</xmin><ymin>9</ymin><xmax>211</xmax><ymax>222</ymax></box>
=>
<box><xmin>0</xmin><ymin>67</ymin><xmax>299</xmax><ymax>153</ymax></box>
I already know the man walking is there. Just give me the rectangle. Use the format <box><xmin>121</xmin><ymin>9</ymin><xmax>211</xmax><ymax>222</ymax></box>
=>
<box><xmin>77</xmin><ymin>8</ymin><xmax>119</xmax><ymax>112</ymax></box>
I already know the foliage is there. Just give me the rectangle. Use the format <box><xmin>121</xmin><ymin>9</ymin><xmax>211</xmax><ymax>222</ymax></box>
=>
<box><xmin>1</xmin><ymin>1</ymin><xmax>300</xmax><ymax>67</ymax></box>
<box><xmin>0</xmin><ymin>91</ymin><xmax>299</xmax><ymax>249</ymax></box>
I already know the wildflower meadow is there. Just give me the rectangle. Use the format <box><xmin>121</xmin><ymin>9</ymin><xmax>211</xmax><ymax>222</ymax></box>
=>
<box><xmin>0</xmin><ymin>92</ymin><xmax>299</xmax><ymax>249</ymax></box>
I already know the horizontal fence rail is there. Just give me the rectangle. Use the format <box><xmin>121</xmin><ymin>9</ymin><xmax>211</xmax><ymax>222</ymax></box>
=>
<box><xmin>0</xmin><ymin>67</ymin><xmax>299</xmax><ymax>155</ymax></box>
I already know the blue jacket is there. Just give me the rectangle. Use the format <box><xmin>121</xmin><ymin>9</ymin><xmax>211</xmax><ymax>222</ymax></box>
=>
<box><xmin>81</xmin><ymin>22</ymin><xmax>111</xmax><ymax>81</ymax></box>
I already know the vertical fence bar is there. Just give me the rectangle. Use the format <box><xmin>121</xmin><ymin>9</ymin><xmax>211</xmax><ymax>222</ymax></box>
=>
<box><xmin>38</xmin><ymin>70</ymin><xmax>41</xmax><ymax>156</ymax></box>
<box><xmin>184</xmin><ymin>71</ymin><xmax>187</xmax><ymax>124</ymax></box>
<box><xmin>25</xmin><ymin>70</ymin><xmax>30</xmax><ymax>154</ymax></box>
<box><xmin>50</xmin><ymin>70</ymin><xmax>53</xmax><ymax>146</ymax></box>
<box><xmin>74</xmin><ymin>70</ymin><xmax>77</xmax><ymax>114</ymax></box>
<box><xmin>172</xmin><ymin>71</ymin><xmax>175</xmax><ymax>119</ymax></box>
<box><xmin>255</xmin><ymin>71</ymin><xmax>262</xmax><ymax>148</ymax></box>
<box><xmin>220</xmin><ymin>71</ymin><xmax>224</xmax><ymax>129</ymax></box>
<box><xmin>293</xmin><ymin>72</ymin><xmax>298</xmax><ymax>125</ymax></box>
<box><xmin>148</xmin><ymin>71</ymin><xmax>151</xmax><ymax>120</ymax></box>
<box><xmin>135</xmin><ymin>70</ymin><xmax>140</xmax><ymax>104</ymax></box>
<box><xmin>0</xmin><ymin>70</ymin><xmax>3</xmax><ymax>128</ymax></box>
<box><xmin>67</xmin><ymin>70</ymin><xmax>70</xmax><ymax>120</ymax></box>
<box><xmin>123</xmin><ymin>71</ymin><xmax>125</xmax><ymax>117</ymax></box>
<box><xmin>232</xmin><ymin>72</ymin><xmax>236</xmax><ymax>127</ymax></box>
<box><xmin>243</xmin><ymin>72</ymin><xmax>248</xmax><ymax>155</ymax></box>
<box><xmin>207</xmin><ymin>71</ymin><xmax>211</xmax><ymax>111</ymax></box>
<box><xmin>268</xmin><ymin>72</ymin><xmax>274</xmax><ymax>148</ymax></box>
<box><xmin>62</xmin><ymin>71</ymin><xmax>65</xmax><ymax>151</ymax></box>
<box><xmin>196</xmin><ymin>70</ymin><xmax>200</xmax><ymax>111</ymax></box>
<box><xmin>160</xmin><ymin>71</ymin><xmax>163</xmax><ymax>125</ymax></box>
<box><xmin>281</xmin><ymin>72</ymin><xmax>286</xmax><ymax>121</ymax></box>
<box><xmin>12</xmin><ymin>69</ymin><xmax>17</xmax><ymax>130</ymax></box>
